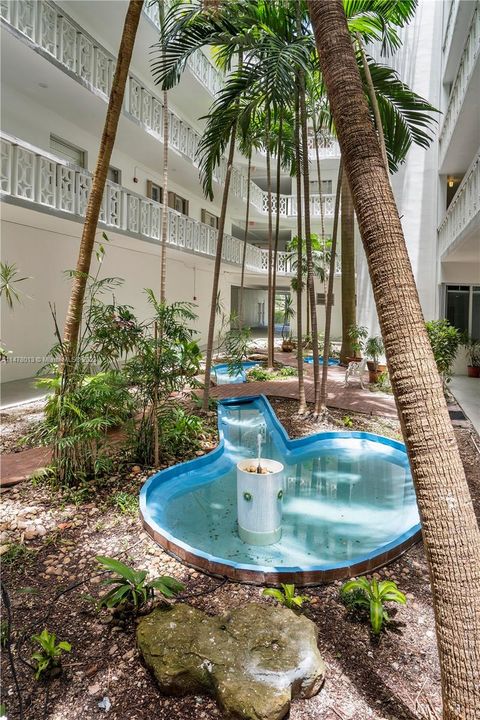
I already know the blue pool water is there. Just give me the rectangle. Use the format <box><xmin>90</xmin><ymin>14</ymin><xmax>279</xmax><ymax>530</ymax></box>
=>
<box><xmin>213</xmin><ymin>361</ymin><xmax>259</xmax><ymax>384</ymax></box>
<box><xmin>141</xmin><ymin>396</ymin><xmax>420</xmax><ymax>575</ymax></box>
<box><xmin>304</xmin><ymin>356</ymin><xmax>340</xmax><ymax>366</ymax></box>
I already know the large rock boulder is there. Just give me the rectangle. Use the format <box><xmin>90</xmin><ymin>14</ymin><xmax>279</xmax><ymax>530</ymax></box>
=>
<box><xmin>137</xmin><ymin>602</ymin><xmax>325</xmax><ymax>720</ymax></box>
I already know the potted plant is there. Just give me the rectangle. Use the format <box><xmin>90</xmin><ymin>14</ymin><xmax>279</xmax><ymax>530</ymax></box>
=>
<box><xmin>346</xmin><ymin>324</ymin><xmax>368</xmax><ymax>363</ymax></box>
<box><xmin>465</xmin><ymin>337</ymin><xmax>480</xmax><ymax>378</ymax></box>
<box><xmin>365</xmin><ymin>335</ymin><xmax>385</xmax><ymax>383</ymax></box>
<box><xmin>281</xmin><ymin>297</ymin><xmax>295</xmax><ymax>352</ymax></box>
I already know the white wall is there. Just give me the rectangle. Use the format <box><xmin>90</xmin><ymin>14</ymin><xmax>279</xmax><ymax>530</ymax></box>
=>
<box><xmin>357</xmin><ymin>1</ymin><xmax>443</xmax><ymax>336</ymax></box>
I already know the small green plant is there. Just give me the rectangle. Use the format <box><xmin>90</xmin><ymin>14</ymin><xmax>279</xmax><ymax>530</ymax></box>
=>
<box><xmin>247</xmin><ymin>366</ymin><xmax>272</xmax><ymax>382</ymax></box>
<box><xmin>365</xmin><ymin>336</ymin><xmax>384</xmax><ymax>371</ymax></box>
<box><xmin>96</xmin><ymin>556</ymin><xmax>184</xmax><ymax>612</ymax></box>
<box><xmin>110</xmin><ymin>491</ymin><xmax>138</xmax><ymax>516</ymax></box>
<box><xmin>347</xmin><ymin>324</ymin><xmax>368</xmax><ymax>358</ymax></box>
<box><xmin>1</xmin><ymin>543</ymin><xmax>35</xmax><ymax>565</ymax></box>
<box><xmin>160</xmin><ymin>407</ymin><xmax>204</xmax><ymax>456</ymax></box>
<box><xmin>0</xmin><ymin>261</ymin><xmax>30</xmax><ymax>308</ymax></box>
<box><xmin>262</xmin><ymin>583</ymin><xmax>309</xmax><ymax>611</ymax></box>
<box><xmin>376</xmin><ymin>369</ymin><xmax>392</xmax><ymax>393</ymax></box>
<box><xmin>278</xmin><ymin>365</ymin><xmax>297</xmax><ymax>377</ymax></box>
<box><xmin>0</xmin><ymin>621</ymin><xmax>8</xmax><ymax>648</ymax></box>
<box><xmin>340</xmin><ymin>577</ymin><xmax>406</xmax><ymax>635</ymax></box>
<box><xmin>342</xmin><ymin>415</ymin><xmax>354</xmax><ymax>428</ymax></box>
<box><xmin>425</xmin><ymin>318</ymin><xmax>461</xmax><ymax>386</ymax></box>
<box><xmin>31</xmin><ymin>629</ymin><xmax>71</xmax><ymax>680</ymax></box>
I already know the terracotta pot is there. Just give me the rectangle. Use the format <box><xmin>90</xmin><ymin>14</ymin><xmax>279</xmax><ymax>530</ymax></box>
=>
<box><xmin>377</xmin><ymin>363</ymin><xmax>387</xmax><ymax>373</ymax></box>
<box><xmin>347</xmin><ymin>356</ymin><xmax>362</xmax><ymax>364</ymax></box>
<box><xmin>368</xmin><ymin>370</ymin><xmax>381</xmax><ymax>384</ymax></box>
<box><xmin>467</xmin><ymin>365</ymin><xmax>480</xmax><ymax>378</ymax></box>
<box><xmin>281</xmin><ymin>341</ymin><xmax>294</xmax><ymax>353</ymax></box>
<box><xmin>367</xmin><ymin>361</ymin><xmax>376</xmax><ymax>372</ymax></box>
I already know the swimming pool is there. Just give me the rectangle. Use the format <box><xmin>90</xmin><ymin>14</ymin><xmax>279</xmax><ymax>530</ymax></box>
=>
<box><xmin>140</xmin><ymin>396</ymin><xmax>420</xmax><ymax>584</ymax></box>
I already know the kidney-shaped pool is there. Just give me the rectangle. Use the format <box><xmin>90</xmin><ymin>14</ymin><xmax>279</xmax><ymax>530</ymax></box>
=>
<box><xmin>140</xmin><ymin>396</ymin><xmax>421</xmax><ymax>584</ymax></box>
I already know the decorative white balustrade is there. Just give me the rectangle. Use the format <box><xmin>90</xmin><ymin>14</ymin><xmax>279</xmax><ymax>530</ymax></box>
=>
<box><xmin>143</xmin><ymin>0</ymin><xmax>224</xmax><ymax>98</ymax></box>
<box><xmin>439</xmin><ymin>2</ymin><xmax>480</xmax><ymax>158</ymax></box>
<box><xmin>438</xmin><ymin>151</ymin><xmax>480</xmax><ymax>257</ymax></box>
<box><xmin>0</xmin><ymin>0</ymin><xmax>338</xmax><ymax>220</ymax></box>
<box><xmin>0</xmin><ymin>134</ymin><xmax>300</xmax><ymax>276</ymax></box>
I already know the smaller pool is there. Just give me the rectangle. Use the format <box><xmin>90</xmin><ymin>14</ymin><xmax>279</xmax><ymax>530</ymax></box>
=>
<box><xmin>304</xmin><ymin>356</ymin><xmax>340</xmax><ymax>366</ymax></box>
<box><xmin>213</xmin><ymin>361</ymin><xmax>259</xmax><ymax>385</ymax></box>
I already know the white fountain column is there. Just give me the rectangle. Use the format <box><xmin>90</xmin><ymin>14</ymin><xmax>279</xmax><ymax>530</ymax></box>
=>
<box><xmin>236</xmin><ymin>458</ymin><xmax>284</xmax><ymax>545</ymax></box>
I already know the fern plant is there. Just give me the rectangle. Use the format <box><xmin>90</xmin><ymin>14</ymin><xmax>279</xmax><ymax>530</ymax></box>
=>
<box><xmin>96</xmin><ymin>556</ymin><xmax>184</xmax><ymax>612</ymax></box>
<box><xmin>340</xmin><ymin>577</ymin><xmax>406</xmax><ymax>635</ymax></box>
<box><xmin>262</xmin><ymin>583</ymin><xmax>309</xmax><ymax>611</ymax></box>
<box><xmin>31</xmin><ymin>629</ymin><xmax>71</xmax><ymax>680</ymax></box>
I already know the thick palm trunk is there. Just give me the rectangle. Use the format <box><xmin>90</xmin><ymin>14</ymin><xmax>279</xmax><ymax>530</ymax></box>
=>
<box><xmin>319</xmin><ymin>162</ymin><xmax>342</xmax><ymax>413</ymax></box>
<box><xmin>294</xmin><ymin>94</ymin><xmax>306</xmax><ymax>413</ymax></box>
<box><xmin>160</xmin><ymin>89</ymin><xmax>169</xmax><ymax>302</ymax></box>
<box><xmin>272</xmin><ymin>111</ymin><xmax>284</xmax><ymax>347</ymax></box>
<box><xmin>266</xmin><ymin>121</ymin><xmax>275</xmax><ymax>369</ymax></box>
<box><xmin>202</xmin><ymin>125</ymin><xmax>237</xmax><ymax>410</ymax></box>
<box><xmin>62</xmin><ymin>0</ymin><xmax>143</xmax><ymax>360</ymax></box>
<box><xmin>308</xmin><ymin>2</ymin><xmax>480</xmax><ymax>717</ymax></box>
<box><xmin>238</xmin><ymin>152</ymin><xmax>252</xmax><ymax>327</ymax></box>
<box><xmin>339</xmin><ymin>173</ymin><xmax>356</xmax><ymax>363</ymax></box>
<box><xmin>299</xmin><ymin>82</ymin><xmax>320</xmax><ymax>413</ymax></box>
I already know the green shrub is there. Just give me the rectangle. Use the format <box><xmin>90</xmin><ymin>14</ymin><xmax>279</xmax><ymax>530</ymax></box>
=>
<box><xmin>160</xmin><ymin>407</ymin><xmax>204</xmax><ymax>456</ymax></box>
<box><xmin>262</xmin><ymin>583</ymin><xmax>309</xmax><ymax>611</ymax></box>
<box><xmin>110</xmin><ymin>491</ymin><xmax>138</xmax><ymax>516</ymax></box>
<box><xmin>425</xmin><ymin>319</ymin><xmax>461</xmax><ymax>386</ymax></box>
<box><xmin>31</xmin><ymin>629</ymin><xmax>71</xmax><ymax>680</ymax></box>
<box><xmin>96</xmin><ymin>556</ymin><xmax>184</xmax><ymax>612</ymax></box>
<box><xmin>277</xmin><ymin>365</ymin><xmax>297</xmax><ymax>377</ymax></box>
<box><xmin>340</xmin><ymin>577</ymin><xmax>406</xmax><ymax>635</ymax></box>
<box><xmin>247</xmin><ymin>366</ymin><xmax>272</xmax><ymax>382</ymax></box>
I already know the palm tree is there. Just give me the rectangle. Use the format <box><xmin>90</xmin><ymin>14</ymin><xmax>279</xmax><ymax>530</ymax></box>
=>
<box><xmin>62</xmin><ymin>0</ymin><xmax>143</xmax><ymax>364</ymax></box>
<box><xmin>339</xmin><ymin>173</ymin><xmax>356</xmax><ymax>363</ymax></box>
<box><xmin>308</xmin><ymin>1</ymin><xmax>480</xmax><ymax>716</ymax></box>
<box><xmin>158</xmin><ymin>0</ymin><xmax>169</xmax><ymax>303</ymax></box>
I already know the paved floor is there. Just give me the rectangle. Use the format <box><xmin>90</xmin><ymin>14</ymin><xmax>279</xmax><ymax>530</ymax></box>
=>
<box><xmin>450</xmin><ymin>376</ymin><xmax>480</xmax><ymax>434</ymax></box>
<box><xmin>1</xmin><ymin>377</ymin><xmax>47</xmax><ymax>409</ymax></box>
<box><xmin>211</xmin><ymin>364</ymin><xmax>398</xmax><ymax>418</ymax></box>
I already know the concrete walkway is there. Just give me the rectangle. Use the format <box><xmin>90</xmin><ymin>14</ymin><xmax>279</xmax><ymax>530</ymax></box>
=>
<box><xmin>450</xmin><ymin>376</ymin><xmax>480</xmax><ymax>434</ymax></box>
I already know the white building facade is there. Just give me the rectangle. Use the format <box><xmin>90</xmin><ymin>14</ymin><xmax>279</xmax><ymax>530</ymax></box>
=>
<box><xmin>0</xmin><ymin>0</ymin><xmax>478</xmax><ymax>383</ymax></box>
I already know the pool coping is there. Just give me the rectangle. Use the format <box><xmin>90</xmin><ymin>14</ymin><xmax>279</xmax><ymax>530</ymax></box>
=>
<box><xmin>140</xmin><ymin>395</ymin><xmax>422</xmax><ymax>586</ymax></box>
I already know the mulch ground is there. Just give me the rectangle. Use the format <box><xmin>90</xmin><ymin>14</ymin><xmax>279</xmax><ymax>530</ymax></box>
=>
<box><xmin>1</xmin><ymin>397</ymin><xmax>479</xmax><ymax>720</ymax></box>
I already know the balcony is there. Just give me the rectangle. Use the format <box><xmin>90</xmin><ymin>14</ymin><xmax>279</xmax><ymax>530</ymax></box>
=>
<box><xmin>438</xmin><ymin>150</ymin><xmax>480</xmax><ymax>258</ymax></box>
<box><xmin>439</xmin><ymin>2</ymin><xmax>480</xmax><ymax>167</ymax></box>
<box><xmin>0</xmin><ymin>133</ymin><xmax>304</xmax><ymax>277</ymax></box>
<box><xmin>0</xmin><ymin>0</ymin><xmax>339</xmax><ymax>219</ymax></box>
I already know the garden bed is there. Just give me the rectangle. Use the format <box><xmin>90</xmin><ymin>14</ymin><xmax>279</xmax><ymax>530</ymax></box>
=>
<box><xmin>1</xmin><ymin>397</ymin><xmax>479</xmax><ymax>720</ymax></box>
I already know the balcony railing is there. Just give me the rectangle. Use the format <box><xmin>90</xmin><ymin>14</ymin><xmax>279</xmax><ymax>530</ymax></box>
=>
<box><xmin>438</xmin><ymin>150</ymin><xmax>480</xmax><ymax>258</ymax></box>
<box><xmin>143</xmin><ymin>1</ymin><xmax>224</xmax><ymax>98</ymax></box>
<box><xmin>439</xmin><ymin>2</ymin><xmax>480</xmax><ymax>159</ymax></box>
<box><xmin>0</xmin><ymin>133</ymin><xmax>301</xmax><ymax>276</ymax></box>
<box><xmin>0</xmin><ymin>0</ymin><xmax>339</xmax><ymax>219</ymax></box>
<box><xmin>442</xmin><ymin>0</ymin><xmax>460</xmax><ymax>55</ymax></box>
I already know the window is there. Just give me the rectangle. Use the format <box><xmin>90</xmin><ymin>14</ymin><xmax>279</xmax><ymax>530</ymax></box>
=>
<box><xmin>317</xmin><ymin>293</ymin><xmax>334</xmax><ymax>306</ymax></box>
<box><xmin>168</xmin><ymin>191</ymin><xmax>189</xmax><ymax>216</ymax></box>
<box><xmin>445</xmin><ymin>285</ymin><xmax>480</xmax><ymax>340</ymax></box>
<box><xmin>107</xmin><ymin>166</ymin><xmax>121</xmax><ymax>184</ymax></box>
<box><xmin>310</xmin><ymin>179</ymin><xmax>332</xmax><ymax>194</ymax></box>
<box><xmin>147</xmin><ymin>180</ymin><xmax>163</xmax><ymax>204</ymax></box>
<box><xmin>201</xmin><ymin>209</ymin><xmax>219</xmax><ymax>229</ymax></box>
<box><xmin>50</xmin><ymin>135</ymin><xmax>86</xmax><ymax>167</ymax></box>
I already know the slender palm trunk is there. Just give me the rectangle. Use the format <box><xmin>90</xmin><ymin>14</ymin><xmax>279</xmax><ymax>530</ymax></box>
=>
<box><xmin>62</xmin><ymin>0</ymin><xmax>143</xmax><ymax>362</ymax></box>
<box><xmin>160</xmin><ymin>89</ymin><xmax>169</xmax><ymax>302</ymax></box>
<box><xmin>202</xmin><ymin>125</ymin><xmax>238</xmax><ymax>410</ymax></box>
<box><xmin>299</xmin><ymin>81</ymin><xmax>320</xmax><ymax>413</ymax></box>
<box><xmin>295</xmin><ymin>94</ymin><xmax>306</xmax><ymax>413</ymax></box>
<box><xmin>319</xmin><ymin>162</ymin><xmax>342</xmax><ymax>414</ymax></box>
<box><xmin>272</xmin><ymin>111</ymin><xmax>284</xmax><ymax>347</ymax></box>
<box><xmin>309</xmin><ymin>2</ymin><xmax>480</xmax><ymax>717</ymax></box>
<box><xmin>266</xmin><ymin>116</ymin><xmax>275</xmax><ymax>368</ymax></box>
<box><xmin>339</xmin><ymin>173</ymin><xmax>356</xmax><ymax>363</ymax></box>
<box><xmin>239</xmin><ymin>151</ymin><xmax>252</xmax><ymax>328</ymax></box>
<box><xmin>312</xmin><ymin>115</ymin><xmax>326</xmax><ymax>298</ymax></box>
